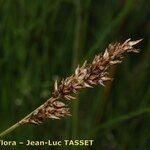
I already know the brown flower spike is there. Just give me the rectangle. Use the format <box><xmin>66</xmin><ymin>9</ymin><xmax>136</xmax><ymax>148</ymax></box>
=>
<box><xmin>27</xmin><ymin>38</ymin><xmax>142</xmax><ymax>124</ymax></box>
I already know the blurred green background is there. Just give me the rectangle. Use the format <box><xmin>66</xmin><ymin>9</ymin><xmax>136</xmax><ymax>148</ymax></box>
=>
<box><xmin>0</xmin><ymin>0</ymin><xmax>149</xmax><ymax>149</ymax></box>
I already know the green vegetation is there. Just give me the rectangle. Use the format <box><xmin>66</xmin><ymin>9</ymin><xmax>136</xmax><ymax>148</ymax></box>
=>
<box><xmin>0</xmin><ymin>0</ymin><xmax>149</xmax><ymax>149</ymax></box>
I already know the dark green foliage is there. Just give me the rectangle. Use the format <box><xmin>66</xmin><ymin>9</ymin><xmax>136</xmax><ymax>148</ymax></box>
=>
<box><xmin>0</xmin><ymin>0</ymin><xmax>149</xmax><ymax>149</ymax></box>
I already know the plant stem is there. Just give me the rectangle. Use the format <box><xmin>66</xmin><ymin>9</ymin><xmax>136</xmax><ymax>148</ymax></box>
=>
<box><xmin>71</xmin><ymin>0</ymin><xmax>82</xmax><ymax>141</ymax></box>
<box><xmin>85</xmin><ymin>0</ymin><xmax>134</xmax><ymax>59</ymax></box>
<box><xmin>0</xmin><ymin>118</ymin><xmax>26</xmax><ymax>138</ymax></box>
<box><xmin>88</xmin><ymin>106</ymin><xmax>150</xmax><ymax>137</ymax></box>
<box><xmin>0</xmin><ymin>103</ymin><xmax>44</xmax><ymax>138</ymax></box>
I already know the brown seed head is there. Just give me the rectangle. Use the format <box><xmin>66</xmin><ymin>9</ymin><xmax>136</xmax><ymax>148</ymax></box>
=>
<box><xmin>27</xmin><ymin>38</ymin><xmax>142</xmax><ymax>124</ymax></box>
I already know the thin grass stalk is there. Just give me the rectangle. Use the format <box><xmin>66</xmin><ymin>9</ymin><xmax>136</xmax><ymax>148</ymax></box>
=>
<box><xmin>88</xmin><ymin>106</ymin><xmax>150</xmax><ymax>137</ymax></box>
<box><xmin>71</xmin><ymin>0</ymin><xmax>82</xmax><ymax>141</ymax></box>
<box><xmin>85</xmin><ymin>0</ymin><xmax>134</xmax><ymax>59</ymax></box>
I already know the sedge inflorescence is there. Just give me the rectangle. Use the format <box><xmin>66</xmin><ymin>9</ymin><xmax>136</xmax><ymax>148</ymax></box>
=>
<box><xmin>27</xmin><ymin>38</ymin><xmax>142</xmax><ymax>124</ymax></box>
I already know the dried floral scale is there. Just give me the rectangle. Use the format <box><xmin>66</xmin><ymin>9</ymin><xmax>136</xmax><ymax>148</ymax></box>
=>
<box><xmin>25</xmin><ymin>38</ymin><xmax>142</xmax><ymax>124</ymax></box>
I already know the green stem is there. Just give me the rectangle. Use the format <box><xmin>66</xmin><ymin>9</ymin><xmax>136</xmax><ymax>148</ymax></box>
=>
<box><xmin>71</xmin><ymin>0</ymin><xmax>82</xmax><ymax>140</ymax></box>
<box><xmin>88</xmin><ymin>107</ymin><xmax>150</xmax><ymax>137</ymax></box>
<box><xmin>84</xmin><ymin>0</ymin><xmax>134</xmax><ymax>60</ymax></box>
<box><xmin>0</xmin><ymin>103</ymin><xmax>45</xmax><ymax>138</ymax></box>
<box><xmin>0</xmin><ymin>118</ymin><xmax>26</xmax><ymax>138</ymax></box>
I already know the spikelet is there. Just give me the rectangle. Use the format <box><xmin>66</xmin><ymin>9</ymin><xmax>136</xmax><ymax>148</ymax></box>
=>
<box><xmin>27</xmin><ymin>38</ymin><xmax>142</xmax><ymax>124</ymax></box>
